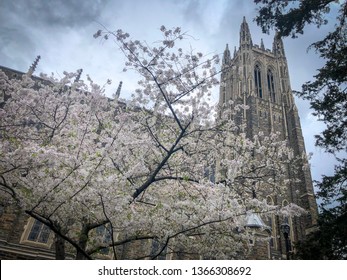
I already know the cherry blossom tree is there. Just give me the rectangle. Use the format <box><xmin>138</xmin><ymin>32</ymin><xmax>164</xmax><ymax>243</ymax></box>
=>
<box><xmin>0</xmin><ymin>26</ymin><xmax>304</xmax><ymax>260</ymax></box>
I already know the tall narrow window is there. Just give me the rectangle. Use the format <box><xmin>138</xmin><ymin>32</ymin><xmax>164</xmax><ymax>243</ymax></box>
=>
<box><xmin>267</xmin><ymin>69</ymin><xmax>275</xmax><ymax>102</ymax></box>
<box><xmin>254</xmin><ymin>65</ymin><xmax>262</xmax><ymax>98</ymax></box>
<box><xmin>222</xmin><ymin>90</ymin><xmax>226</xmax><ymax>104</ymax></box>
<box><xmin>230</xmin><ymin>75</ymin><xmax>233</xmax><ymax>99</ymax></box>
<box><xmin>266</xmin><ymin>196</ymin><xmax>277</xmax><ymax>250</ymax></box>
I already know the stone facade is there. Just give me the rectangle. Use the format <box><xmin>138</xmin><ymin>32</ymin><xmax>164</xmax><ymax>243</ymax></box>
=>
<box><xmin>218</xmin><ymin>17</ymin><xmax>318</xmax><ymax>259</ymax></box>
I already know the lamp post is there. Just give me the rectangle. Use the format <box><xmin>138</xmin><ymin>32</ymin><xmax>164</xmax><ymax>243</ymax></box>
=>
<box><xmin>244</xmin><ymin>185</ymin><xmax>272</xmax><ymax>259</ymax></box>
<box><xmin>245</xmin><ymin>188</ymin><xmax>270</xmax><ymax>229</ymax></box>
<box><xmin>280</xmin><ymin>222</ymin><xmax>291</xmax><ymax>259</ymax></box>
<box><xmin>245</xmin><ymin>211</ymin><xmax>271</xmax><ymax>259</ymax></box>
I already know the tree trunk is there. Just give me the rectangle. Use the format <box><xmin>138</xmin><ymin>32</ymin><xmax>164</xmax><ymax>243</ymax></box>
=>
<box><xmin>55</xmin><ymin>234</ymin><xmax>65</xmax><ymax>260</ymax></box>
<box><xmin>75</xmin><ymin>226</ymin><xmax>89</xmax><ymax>260</ymax></box>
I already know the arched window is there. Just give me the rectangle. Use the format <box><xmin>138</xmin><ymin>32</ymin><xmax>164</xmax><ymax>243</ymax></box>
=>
<box><xmin>254</xmin><ymin>65</ymin><xmax>262</xmax><ymax>98</ymax></box>
<box><xmin>267</xmin><ymin>69</ymin><xmax>275</xmax><ymax>102</ymax></box>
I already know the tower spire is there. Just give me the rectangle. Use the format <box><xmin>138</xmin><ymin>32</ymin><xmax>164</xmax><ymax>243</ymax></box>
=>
<box><xmin>27</xmin><ymin>55</ymin><xmax>41</xmax><ymax>76</ymax></box>
<box><xmin>74</xmin><ymin>69</ymin><xmax>83</xmax><ymax>83</ymax></box>
<box><xmin>239</xmin><ymin>16</ymin><xmax>252</xmax><ymax>49</ymax></box>
<box><xmin>260</xmin><ymin>38</ymin><xmax>265</xmax><ymax>50</ymax></box>
<box><xmin>222</xmin><ymin>44</ymin><xmax>231</xmax><ymax>64</ymax></box>
<box><xmin>114</xmin><ymin>81</ymin><xmax>123</xmax><ymax>99</ymax></box>
<box><xmin>273</xmin><ymin>32</ymin><xmax>285</xmax><ymax>57</ymax></box>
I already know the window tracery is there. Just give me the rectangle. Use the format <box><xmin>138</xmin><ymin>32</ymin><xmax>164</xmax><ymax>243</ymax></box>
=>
<box><xmin>254</xmin><ymin>65</ymin><xmax>262</xmax><ymax>98</ymax></box>
<box><xmin>267</xmin><ymin>69</ymin><xmax>275</xmax><ymax>102</ymax></box>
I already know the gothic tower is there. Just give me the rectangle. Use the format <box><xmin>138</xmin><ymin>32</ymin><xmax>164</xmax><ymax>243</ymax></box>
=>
<box><xmin>219</xmin><ymin>17</ymin><xmax>318</xmax><ymax>259</ymax></box>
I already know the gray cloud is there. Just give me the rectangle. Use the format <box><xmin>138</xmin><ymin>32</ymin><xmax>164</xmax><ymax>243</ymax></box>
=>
<box><xmin>0</xmin><ymin>25</ymin><xmax>37</xmax><ymax>71</ymax></box>
<box><xmin>0</xmin><ymin>0</ymin><xmax>117</xmax><ymax>72</ymax></box>
<box><xmin>1</xmin><ymin>0</ymin><xmax>109</xmax><ymax>28</ymax></box>
<box><xmin>181</xmin><ymin>0</ymin><xmax>204</xmax><ymax>25</ymax></box>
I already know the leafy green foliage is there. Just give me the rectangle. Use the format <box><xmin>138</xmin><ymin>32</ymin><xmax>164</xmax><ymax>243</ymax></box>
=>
<box><xmin>295</xmin><ymin>207</ymin><xmax>347</xmax><ymax>259</ymax></box>
<box><xmin>254</xmin><ymin>0</ymin><xmax>335</xmax><ymax>38</ymax></box>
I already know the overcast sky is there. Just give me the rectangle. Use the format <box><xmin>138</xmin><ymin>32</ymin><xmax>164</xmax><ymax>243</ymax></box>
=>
<box><xmin>0</xmin><ymin>0</ymin><xmax>342</xmax><ymax>192</ymax></box>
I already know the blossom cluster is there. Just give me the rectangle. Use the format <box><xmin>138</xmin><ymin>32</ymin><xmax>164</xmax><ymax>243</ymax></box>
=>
<box><xmin>0</xmin><ymin>27</ymin><xmax>304</xmax><ymax>259</ymax></box>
